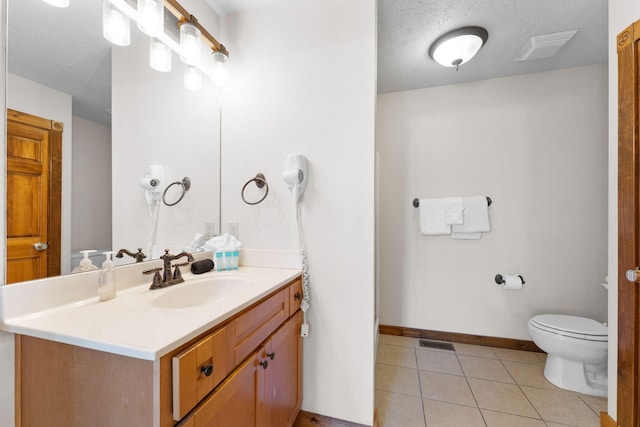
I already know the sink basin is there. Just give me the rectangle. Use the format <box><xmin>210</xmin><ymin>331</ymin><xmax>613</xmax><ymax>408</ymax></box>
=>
<box><xmin>151</xmin><ymin>276</ymin><xmax>256</xmax><ymax>309</ymax></box>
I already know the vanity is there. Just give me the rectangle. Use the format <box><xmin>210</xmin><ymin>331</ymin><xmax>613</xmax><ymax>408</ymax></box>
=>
<box><xmin>1</xmin><ymin>261</ymin><xmax>303</xmax><ymax>427</ymax></box>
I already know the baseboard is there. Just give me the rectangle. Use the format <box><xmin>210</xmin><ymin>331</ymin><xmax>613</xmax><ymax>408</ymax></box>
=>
<box><xmin>294</xmin><ymin>410</ymin><xmax>371</xmax><ymax>426</ymax></box>
<box><xmin>600</xmin><ymin>411</ymin><xmax>616</xmax><ymax>427</ymax></box>
<box><xmin>379</xmin><ymin>324</ymin><xmax>543</xmax><ymax>352</ymax></box>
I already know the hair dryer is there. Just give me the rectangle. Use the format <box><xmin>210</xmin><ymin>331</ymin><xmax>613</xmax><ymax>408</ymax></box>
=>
<box><xmin>282</xmin><ymin>155</ymin><xmax>308</xmax><ymax>203</ymax></box>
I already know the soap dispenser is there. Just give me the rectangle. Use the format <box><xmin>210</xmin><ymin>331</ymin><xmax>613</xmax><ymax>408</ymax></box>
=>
<box><xmin>72</xmin><ymin>250</ymin><xmax>99</xmax><ymax>273</ymax></box>
<box><xmin>98</xmin><ymin>251</ymin><xmax>116</xmax><ymax>301</ymax></box>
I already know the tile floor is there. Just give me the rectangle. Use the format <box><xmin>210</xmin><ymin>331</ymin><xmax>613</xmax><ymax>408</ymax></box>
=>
<box><xmin>375</xmin><ymin>334</ymin><xmax>606</xmax><ymax>427</ymax></box>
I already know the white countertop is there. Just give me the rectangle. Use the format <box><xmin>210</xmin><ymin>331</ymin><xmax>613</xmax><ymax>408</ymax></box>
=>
<box><xmin>1</xmin><ymin>266</ymin><xmax>300</xmax><ymax>360</ymax></box>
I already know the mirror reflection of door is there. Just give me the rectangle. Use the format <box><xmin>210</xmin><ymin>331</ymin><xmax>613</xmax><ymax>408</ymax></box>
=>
<box><xmin>6</xmin><ymin>109</ymin><xmax>61</xmax><ymax>284</ymax></box>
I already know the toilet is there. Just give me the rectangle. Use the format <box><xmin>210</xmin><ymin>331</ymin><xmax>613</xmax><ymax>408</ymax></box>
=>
<box><xmin>527</xmin><ymin>314</ymin><xmax>608</xmax><ymax>397</ymax></box>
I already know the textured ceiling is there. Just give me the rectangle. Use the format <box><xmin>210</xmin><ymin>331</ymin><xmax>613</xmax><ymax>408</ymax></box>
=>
<box><xmin>8</xmin><ymin>0</ymin><xmax>112</xmax><ymax>125</ymax></box>
<box><xmin>377</xmin><ymin>0</ymin><xmax>608</xmax><ymax>93</ymax></box>
<box><xmin>8</xmin><ymin>0</ymin><xmax>607</xmax><ymax>125</ymax></box>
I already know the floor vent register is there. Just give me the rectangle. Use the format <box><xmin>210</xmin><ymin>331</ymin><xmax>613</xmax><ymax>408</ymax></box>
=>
<box><xmin>418</xmin><ymin>339</ymin><xmax>455</xmax><ymax>351</ymax></box>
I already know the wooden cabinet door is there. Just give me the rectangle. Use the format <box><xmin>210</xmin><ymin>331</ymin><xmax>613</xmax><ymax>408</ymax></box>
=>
<box><xmin>263</xmin><ymin>311</ymin><xmax>302</xmax><ymax>427</ymax></box>
<box><xmin>182</xmin><ymin>350</ymin><xmax>264</xmax><ymax>427</ymax></box>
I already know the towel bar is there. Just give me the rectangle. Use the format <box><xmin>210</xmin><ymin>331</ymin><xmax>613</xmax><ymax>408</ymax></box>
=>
<box><xmin>412</xmin><ymin>196</ymin><xmax>492</xmax><ymax>208</ymax></box>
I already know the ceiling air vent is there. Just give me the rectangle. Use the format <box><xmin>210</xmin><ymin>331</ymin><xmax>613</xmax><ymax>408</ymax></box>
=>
<box><xmin>514</xmin><ymin>29</ymin><xmax>578</xmax><ymax>61</ymax></box>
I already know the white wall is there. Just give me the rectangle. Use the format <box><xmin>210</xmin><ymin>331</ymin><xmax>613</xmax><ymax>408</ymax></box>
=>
<box><xmin>111</xmin><ymin>2</ymin><xmax>222</xmax><ymax>258</ymax></box>
<box><xmin>6</xmin><ymin>72</ymin><xmax>73</xmax><ymax>274</ymax></box>
<box><xmin>220</xmin><ymin>0</ymin><xmax>377</xmax><ymax>424</ymax></box>
<box><xmin>608</xmin><ymin>0</ymin><xmax>640</xmax><ymax>419</ymax></box>
<box><xmin>71</xmin><ymin>116</ymin><xmax>111</xmax><ymax>251</ymax></box>
<box><xmin>377</xmin><ymin>64</ymin><xmax>608</xmax><ymax>340</ymax></box>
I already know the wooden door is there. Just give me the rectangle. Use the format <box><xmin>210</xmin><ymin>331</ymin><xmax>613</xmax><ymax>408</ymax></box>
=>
<box><xmin>617</xmin><ymin>20</ymin><xmax>640</xmax><ymax>427</ymax></box>
<box><xmin>263</xmin><ymin>311</ymin><xmax>302</xmax><ymax>427</ymax></box>
<box><xmin>6</xmin><ymin>109</ymin><xmax>62</xmax><ymax>284</ymax></box>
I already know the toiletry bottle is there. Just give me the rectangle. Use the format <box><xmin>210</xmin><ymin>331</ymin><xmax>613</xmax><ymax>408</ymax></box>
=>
<box><xmin>215</xmin><ymin>251</ymin><xmax>223</xmax><ymax>271</ymax></box>
<box><xmin>224</xmin><ymin>250</ymin><xmax>233</xmax><ymax>270</ymax></box>
<box><xmin>72</xmin><ymin>250</ymin><xmax>99</xmax><ymax>273</ymax></box>
<box><xmin>98</xmin><ymin>251</ymin><xmax>116</xmax><ymax>301</ymax></box>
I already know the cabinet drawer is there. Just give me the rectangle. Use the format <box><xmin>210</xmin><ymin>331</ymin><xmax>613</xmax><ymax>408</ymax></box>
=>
<box><xmin>233</xmin><ymin>288</ymin><xmax>287</xmax><ymax>365</ymax></box>
<box><xmin>172</xmin><ymin>326</ymin><xmax>233</xmax><ymax>421</ymax></box>
<box><xmin>288</xmin><ymin>278</ymin><xmax>303</xmax><ymax>317</ymax></box>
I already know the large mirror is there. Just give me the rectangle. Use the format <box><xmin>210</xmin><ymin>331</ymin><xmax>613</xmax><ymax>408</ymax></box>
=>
<box><xmin>5</xmin><ymin>0</ymin><xmax>222</xmax><ymax>285</ymax></box>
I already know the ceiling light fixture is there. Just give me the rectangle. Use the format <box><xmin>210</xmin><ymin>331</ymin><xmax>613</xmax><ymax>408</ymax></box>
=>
<box><xmin>429</xmin><ymin>26</ymin><xmax>488</xmax><ymax>71</ymax></box>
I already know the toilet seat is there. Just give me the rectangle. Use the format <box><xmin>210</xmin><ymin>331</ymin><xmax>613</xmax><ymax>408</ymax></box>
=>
<box><xmin>529</xmin><ymin>314</ymin><xmax>607</xmax><ymax>342</ymax></box>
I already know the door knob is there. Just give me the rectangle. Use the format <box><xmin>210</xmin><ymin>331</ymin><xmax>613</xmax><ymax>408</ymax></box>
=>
<box><xmin>626</xmin><ymin>268</ymin><xmax>640</xmax><ymax>283</ymax></box>
<box><xmin>33</xmin><ymin>242</ymin><xmax>49</xmax><ymax>251</ymax></box>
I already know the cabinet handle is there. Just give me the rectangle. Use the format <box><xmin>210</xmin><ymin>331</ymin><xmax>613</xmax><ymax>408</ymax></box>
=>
<box><xmin>267</xmin><ymin>352</ymin><xmax>276</xmax><ymax>360</ymax></box>
<box><xmin>200</xmin><ymin>363</ymin><xmax>214</xmax><ymax>377</ymax></box>
<box><xmin>259</xmin><ymin>360</ymin><xmax>269</xmax><ymax>369</ymax></box>
<box><xmin>294</xmin><ymin>292</ymin><xmax>302</xmax><ymax>300</ymax></box>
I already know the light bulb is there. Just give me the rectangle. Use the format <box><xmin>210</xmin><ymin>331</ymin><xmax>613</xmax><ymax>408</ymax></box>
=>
<box><xmin>180</xmin><ymin>22</ymin><xmax>201</xmax><ymax>66</ymax></box>
<box><xmin>42</xmin><ymin>0</ymin><xmax>70</xmax><ymax>7</ymax></box>
<box><xmin>184</xmin><ymin>66</ymin><xmax>202</xmax><ymax>91</ymax></box>
<box><xmin>102</xmin><ymin>0</ymin><xmax>130</xmax><ymax>46</ymax></box>
<box><xmin>211</xmin><ymin>51</ymin><xmax>228</xmax><ymax>87</ymax></box>
<box><xmin>137</xmin><ymin>0</ymin><xmax>164</xmax><ymax>37</ymax></box>
<box><xmin>149</xmin><ymin>38</ymin><xmax>171</xmax><ymax>72</ymax></box>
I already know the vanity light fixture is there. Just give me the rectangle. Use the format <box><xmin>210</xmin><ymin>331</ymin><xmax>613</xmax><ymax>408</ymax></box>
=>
<box><xmin>184</xmin><ymin>66</ymin><xmax>202</xmax><ymax>91</ymax></box>
<box><xmin>42</xmin><ymin>0</ymin><xmax>70</xmax><ymax>7</ymax></box>
<box><xmin>429</xmin><ymin>26</ymin><xmax>488</xmax><ymax>70</ymax></box>
<box><xmin>179</xmin><ymin>19</ymin><xmax>202</xmax><ymax>66</ymax></box>
<box><xmin>137</xmin><ymin>0</ymin><xmax>164</xmax><ymax>37</ymax></box>
<box><xmin>102</xmin><ymin>0</ymin><xmax>230</xmax><ymax>90</ymax></box>
<box><xmin>149</xmin><ymin>38</ymin><xmax>172</xmax><ymax>72</ymax></box>
<box><xmin>102</xmin><ymin>0</ymin><xmax>130</xmax><ymax>46</ymax></box>
<box><xmin>211</xmin><ymin>51</ymin><xmax>228</xmax><ymax>87</ymax></box>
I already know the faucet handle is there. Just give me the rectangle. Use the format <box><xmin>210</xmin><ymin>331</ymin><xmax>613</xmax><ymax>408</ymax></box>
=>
<box><xmin>143</xmin><ymin>267</ymin><xmax>163</xmax><ymax>290</ymax></box>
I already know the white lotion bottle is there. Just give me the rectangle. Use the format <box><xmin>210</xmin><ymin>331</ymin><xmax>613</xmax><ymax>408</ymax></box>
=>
<box><xmin>98</xmin><ymin>251</ymin><xmax>116</xmax><ymax>301</ymax></box>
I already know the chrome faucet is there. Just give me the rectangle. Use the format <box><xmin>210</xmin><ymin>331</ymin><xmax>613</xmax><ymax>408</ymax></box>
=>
<box><xmin>143</xmin><ymin>249</ymin><xmax>194</xmax><ymax>290</ymax></box>
<box><xmin>115</xmin><ymin>248</ymin><xmax>146</xmax><ymax>263</ymax></box>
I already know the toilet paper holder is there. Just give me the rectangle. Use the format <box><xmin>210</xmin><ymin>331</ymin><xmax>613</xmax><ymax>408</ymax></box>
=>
<box><xmin>495</xmin><ymin>274</ymin><xmax>525</xmax><ymax>285</ymax></box>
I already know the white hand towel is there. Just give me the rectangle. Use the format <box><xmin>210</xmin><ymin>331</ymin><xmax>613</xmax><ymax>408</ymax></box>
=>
<box><xmin>444</xmin><ymin>197</ymin><xmax>464</xmax><ymax>225</ymax></box>
<box><xmin>451</xmin><ymin>196</ymin><xmax>490</xmax><ymax>240</ymax></box>
<box><xmin>419</xmin><ymin>198</ymin><xmax>451</xmax><ymax>235</ymax></box>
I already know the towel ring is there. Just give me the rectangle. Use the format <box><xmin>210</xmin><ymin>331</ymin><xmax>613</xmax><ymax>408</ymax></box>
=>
<box><xmin>412</xmin><ymin>196</ymin><xmax>492</xmax><ymax>208</ymax></box>
<box><xmin>163</xmin><ymin>177</ymin><xmax>191</xmax><ymax>206</ymax></box>
<box><xmin>241</xmin><ymin>173</ymin><xmax>269</xmax><ymax>205</ymax></box>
